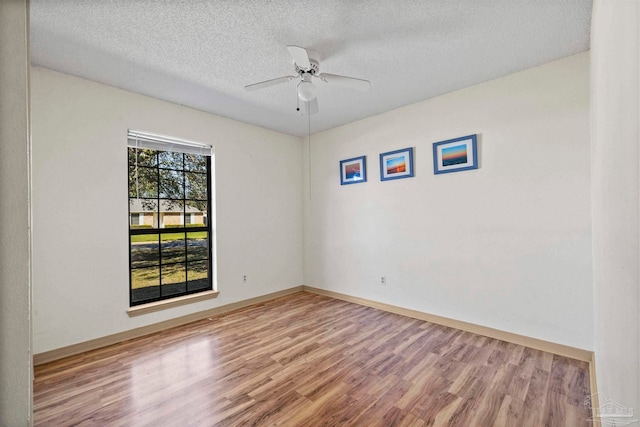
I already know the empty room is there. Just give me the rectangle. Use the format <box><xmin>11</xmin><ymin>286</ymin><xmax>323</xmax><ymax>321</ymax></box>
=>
<box><xmin>1</xmin><ymin>0</ymin><xmax>639</xmax><ymax>426</ymax></box>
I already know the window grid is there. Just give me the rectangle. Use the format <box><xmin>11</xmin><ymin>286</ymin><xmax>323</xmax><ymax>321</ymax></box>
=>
<box><xmin>128</xmin><ymin>148</ymin><xmax>212</xmax><ymax>306</ymax></box>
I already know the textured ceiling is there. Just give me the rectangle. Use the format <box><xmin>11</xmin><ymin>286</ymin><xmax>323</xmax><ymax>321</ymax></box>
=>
<box><xmin>30</xmin><ymin>0</ymin><xmax>592</xmax><ymax>137</ymax></box>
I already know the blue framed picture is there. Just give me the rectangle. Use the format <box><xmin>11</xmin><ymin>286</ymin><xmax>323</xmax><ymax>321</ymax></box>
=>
<box><xmin>433</xmin><ymin>134</ymin><xmax>478</xmax><ymax>174</ymax></box>
<box><xmin>379</xmin><ymin>147</ymin><xmax>414</xmax><ymax>181</ymax></box>
<box><xmin>340</xmin><ymin>155</ymin><xmax>367</xmax><ymax>185</ymax></box>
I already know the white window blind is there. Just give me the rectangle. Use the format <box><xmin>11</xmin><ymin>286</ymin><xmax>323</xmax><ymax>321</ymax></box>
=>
<box><xmin>127</xmin><ymin>130</ymin><xmax>212</xmax><ymax>156</ymax></box>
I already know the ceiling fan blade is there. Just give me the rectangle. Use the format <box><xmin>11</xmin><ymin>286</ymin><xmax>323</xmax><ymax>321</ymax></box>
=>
<box><xmin>305</xmin><ymin>98</ymin><xmax>319</xmax><ymax>115</ymax></box>
<box><xmin>318</xmin><ymin>73</ymin><xmax>371</xmax><ymax>91</ymax></box>
<box><xmin>286</xmin><ymin>45</ymin><xmax>311</xmax><ymax>70</ymax></box>
<box><xmin>245</xmin><ymin>75</ymin><xmax>296</xmax><ymax>91</ymax></box>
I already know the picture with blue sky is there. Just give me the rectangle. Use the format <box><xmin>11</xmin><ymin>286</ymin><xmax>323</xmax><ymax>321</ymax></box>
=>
<box><xmin>441</xmin><ymin>144</ymin><xmax>468</xmax><ymax>166</ymax></box>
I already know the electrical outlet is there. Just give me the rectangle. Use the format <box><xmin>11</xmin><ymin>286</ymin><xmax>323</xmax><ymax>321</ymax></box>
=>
<box><xmin>242</xmin><ymin>274</ymin><xmax>247</xmax><ymax>284</ymax></box>
<box><xmin>380</xmin><ymin>276</ymin><xmax>386</xmax><ymax>286</ymax></box>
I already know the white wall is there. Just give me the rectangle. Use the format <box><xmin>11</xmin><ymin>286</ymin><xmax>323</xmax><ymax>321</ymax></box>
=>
<box><xmin>304</xmin><ymin>53</ymin><xmax>593</xmax><ymax>350</ymax></box>
<box><xmin>31</xmin><ymin>67</ymin><xmax>303</xmax><ymax>353</ymax></box>
<box><xmin>0</xmin><ymin>0</ymin><xmax>32</xmax><ymax>424</ymax></box>
<box><xmin>591</xmin><ymin>0</ymin><xmax>640</xmax><ymax>416</ymax></box>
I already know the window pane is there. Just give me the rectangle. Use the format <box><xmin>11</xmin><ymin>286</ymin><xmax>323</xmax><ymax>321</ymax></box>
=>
<box><xmin>187</xmin><ymin>231</ymin><xmax>208</xmax><ymax>261</ymax></box>
<box><xmin>130</xmin><ymin>199</ymin><xmax>158</xmax><ymax>230</ymax></box>
<box><xmin>129</xmin><ymin>166</ymin><xmax>158</xmax><ymax>198</ymax></box>
<box><xmin>159</xmin><ymin>169</ymin><xmax>184</xmax><ymax>199</ymax></box>
<box><xmin>186</xmin><ymin>200</ymin><xmax>207</xmax><ymax>227</ymax></box>
<box><xmin>161</xmin><ymin>263</ymin><xmax>186</xmax><ymax>296</ymax></box>
<box><xmin>185</xmin><ymin>172</ymin><xmax>207</xmax><ymax>200</ymax></box>
<box><xmin>131</xmin><ymin>266</ymin><xmax>160</xmax><ymax>303</ymax></box>
<box><xmin>159</xmin><ymin>200</ymin><xmax>184</xmax><ymax>229</ymax></box>
<box><xmin>187</xmin><ymin>261</ymin><xmax>209</xmax><ymax>292</ymax></box>
<box><xmin>184</xmin><ymin>153</ymin><xmax>206</xmax><ymax>172</ymax></box>
<box><xmin>159</xmin><ymin>151</ymin><xmax>183</xmax><ymax>170</ymax></box>
<box><xmin>129</xmin><ymin>148</ymin><xmax>158</xmax><ymax>167</ymax></box>
<box><xmin>161</xmin><ymin>233</ymin><xmax>185</xmax><ymax>265</ymax></box>
<box><xmin>131</xmin><ymin>234</ymin><xmax>160</xmax><ymax>267</ymax></box>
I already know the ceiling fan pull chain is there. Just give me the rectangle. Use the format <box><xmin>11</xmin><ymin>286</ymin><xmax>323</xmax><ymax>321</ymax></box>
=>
<box><xmin>308</xmin><ymin>112</ymin><xmax>312</xmax><ymax>200</ymax></box>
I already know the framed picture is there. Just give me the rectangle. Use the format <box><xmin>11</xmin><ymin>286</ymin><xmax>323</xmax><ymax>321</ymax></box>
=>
<box><xmin>340</xmin><ymin>155</ymin><xmax>367</xmax><ymax>185</ymax></box>
<box><xmin>432</xmin><ymin>134</ymin><xmax>478</xmax><ymax>175</ymax></box>
<box><xmin>379</xmin><ymin>147</ymin><xmax>414</xmax><ymax>181</ymax></box>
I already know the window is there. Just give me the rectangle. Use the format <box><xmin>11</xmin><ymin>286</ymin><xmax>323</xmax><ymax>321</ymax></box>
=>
<box><xmin>128</xmin><ymin>130</ymin><xmax>213</xmax><ymax>306</ymax></box>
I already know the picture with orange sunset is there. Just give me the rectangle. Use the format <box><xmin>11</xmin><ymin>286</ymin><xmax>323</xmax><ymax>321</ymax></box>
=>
<box><xmin>441</xmin><ymin>144</ymin><xmax>468</xmax><ymax>166</ymax></box>
<box><xmin>380</xmin><ymin>147</ymin><xmax>414</xmax><ymax>181</ymax></box>
<box><xmin>386</xmin><ymin>156</ymin><xmax>406</xmax><ymax>174</ymax></box>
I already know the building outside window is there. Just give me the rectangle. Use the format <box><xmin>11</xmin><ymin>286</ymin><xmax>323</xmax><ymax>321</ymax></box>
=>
<box><xmin>130</xmin><ymin>212</ymin><xmax>141</xmax><ymax>226</ymax></box>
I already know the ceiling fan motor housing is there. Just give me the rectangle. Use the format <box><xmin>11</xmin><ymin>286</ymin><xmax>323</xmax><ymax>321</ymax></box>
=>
<box><xmin>295</xmin><ymin>58</ymin><xmax>319</xmax><ymax>76</ymax></box>
<box><xmin>294</xmin><ymin>48</ymin><xmax>320</xmax><ymax>75</ymax></box>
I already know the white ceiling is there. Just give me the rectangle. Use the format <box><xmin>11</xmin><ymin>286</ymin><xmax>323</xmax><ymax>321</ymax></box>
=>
<box><xmin>30</xmin><ymin>0</ymin><xmax>592</xmax><ymax>138</ymax></box>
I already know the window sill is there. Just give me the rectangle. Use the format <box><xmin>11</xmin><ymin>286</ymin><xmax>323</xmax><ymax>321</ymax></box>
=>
<box><xmin>127</xmin><ymin>290</ymin><xmax>219</xmax><ymax>317</ymax></box>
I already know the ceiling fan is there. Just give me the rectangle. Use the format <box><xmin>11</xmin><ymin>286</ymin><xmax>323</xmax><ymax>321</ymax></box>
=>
<box><xmin>244</xmin><ymin>45</ymin><xmax>371</xmax><ymax>115</ymax></box>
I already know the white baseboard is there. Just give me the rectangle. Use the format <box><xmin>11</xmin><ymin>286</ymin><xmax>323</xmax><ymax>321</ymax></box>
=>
<box><xmin>35</xmin><ymin>285</ymin><xmax>594</xmax><ymax>367</ymax></box>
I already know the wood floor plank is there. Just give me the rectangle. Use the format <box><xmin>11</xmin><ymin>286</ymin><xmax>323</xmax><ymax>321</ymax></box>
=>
<box><xmin>33</xmin><ymin>291</ymin><xmax>592</xmax><ymax>426</ymax></box>
<box><xmin>493</xmin><ymin>394</ymin><xmax>524</xmax><ymax>427</ymax></box>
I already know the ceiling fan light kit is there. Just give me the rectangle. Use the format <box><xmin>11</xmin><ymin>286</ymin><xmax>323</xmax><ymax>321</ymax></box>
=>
<box><xmin>244</xmin><ymin>45</ymin><xmax>371</xmax><ymax>114</ymax></box>
<box><xmin>297</xmin><ymin>78</ymin><xmax>317</xmax><ymax>102</ymax></box>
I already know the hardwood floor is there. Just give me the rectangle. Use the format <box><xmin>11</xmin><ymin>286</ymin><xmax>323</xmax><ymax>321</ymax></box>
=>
<box><xmin>34</xmin><ymin>292</ymin><xmax>592</xmax><ymax>426</ymax></box>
